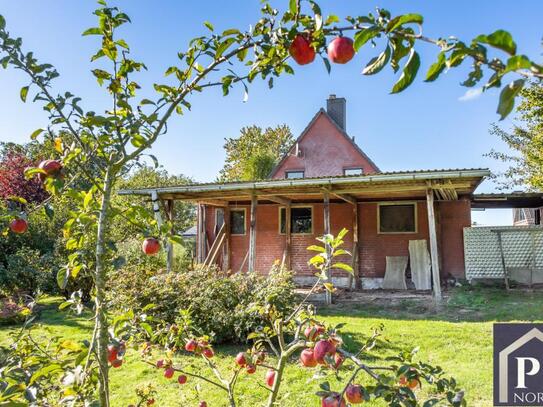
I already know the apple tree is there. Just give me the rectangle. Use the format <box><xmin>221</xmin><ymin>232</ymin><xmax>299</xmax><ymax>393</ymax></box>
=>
<box><xmin>0</xmin><ymin>0</ymin><xmax>542</xmax><ymax>405</ymax></box>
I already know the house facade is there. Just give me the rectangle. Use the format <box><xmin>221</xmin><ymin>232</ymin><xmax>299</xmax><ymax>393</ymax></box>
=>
<box><xmin>120</xmin><ymin>95</ymin><xmax>494</xmax><ymax>290</ymax></box>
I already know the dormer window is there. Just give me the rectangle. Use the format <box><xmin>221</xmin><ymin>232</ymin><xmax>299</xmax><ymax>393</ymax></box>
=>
<box><xmin>344</xmin><ymin>167</ymin><xmax>363</xmax><ymax>176</ymax></box>
<box><xmin>285</xmin><ymin>170</ymin><xmax>304</xmax><ymax>179</ymax></box>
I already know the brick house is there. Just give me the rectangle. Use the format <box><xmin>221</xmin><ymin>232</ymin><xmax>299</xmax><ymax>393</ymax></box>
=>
<box><xmin>120</xmin><ymin>95</ymin><xmax>493</xmax><ymax>290</ymax></box>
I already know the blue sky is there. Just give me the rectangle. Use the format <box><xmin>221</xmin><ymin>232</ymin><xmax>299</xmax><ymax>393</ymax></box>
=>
<box><xmin>1</xmin><ymin>1</ymin><xmax>542</xmax><ymax>225</ymax></box>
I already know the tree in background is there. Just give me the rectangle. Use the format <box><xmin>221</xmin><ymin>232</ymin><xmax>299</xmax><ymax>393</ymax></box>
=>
<box><xmin>488</xmin><ymin>81</ymin><xmax>543</xmax><ymax>190</ymax></box>
<box><xmin>0</xmin><ymin>143</ymin><xmax>48</xmax><ymax>205</ymax></box>
<box><xmin>218</xmin><ymin>124</ymin><xmax>294</xmax><ymax>181</ymax></box>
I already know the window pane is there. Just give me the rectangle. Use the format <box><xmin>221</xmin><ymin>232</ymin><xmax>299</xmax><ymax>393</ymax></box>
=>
<box><xmin>286</xmin><ymin>171</ymin><xmax>304</xmax><ymax>179</ymax></box>
<box><xmin>344</xmin><ymin>168</ymin><xmax>363</xmax><ymax>176</ymax></box>
<box><xmin>215</xmin><ymin>208</ymin><xmax>224</xmax><ymax>234</ymax></box>
<box><xmin>230</xmin><ymin>210</ymin><xmax>245</xmax><ymax>235</ymax></box>
<box><xmin>379</xmin><ymin>204</ymin><xmax>415</xmax><ymax>233</ymax></box>
<box><xmin>279</xmin><ymin>207</ymin><xmax>312</xmax><ymax>234</ymax></box>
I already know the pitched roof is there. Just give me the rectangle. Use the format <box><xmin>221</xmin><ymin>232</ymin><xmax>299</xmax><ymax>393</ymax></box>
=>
<box><xmin>268</xmin><ymin>109</ymin><xmax>380</xmax><ymax>178</ymax></box>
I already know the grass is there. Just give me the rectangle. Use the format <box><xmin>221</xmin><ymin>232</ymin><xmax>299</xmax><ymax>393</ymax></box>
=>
<box><xmin>2</xmin><ymin>286</ymin><xmax>543</xmax><ymax>406</ymax></box>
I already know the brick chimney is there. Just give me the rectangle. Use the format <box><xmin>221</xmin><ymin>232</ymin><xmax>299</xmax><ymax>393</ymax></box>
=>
<box><xmin>326</xmin><ymin>94</ymin><xmax>346</xmax><ymax>131</ymax></box>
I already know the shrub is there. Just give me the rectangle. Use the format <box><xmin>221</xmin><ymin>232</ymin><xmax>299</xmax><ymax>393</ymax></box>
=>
<box><xmin>108</xmin><ymin>262</ymin><xmax>297</xmax><ymax>344</ymax></box>
<box><xmin>0</xmin><ymin>298</ymin><xmax>32</xmax><ymax>325</ymax></box>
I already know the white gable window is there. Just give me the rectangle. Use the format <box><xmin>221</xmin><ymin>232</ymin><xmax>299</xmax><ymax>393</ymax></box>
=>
<box><xmin>285</xmin><ymin>170</ymin><xmax>304</xmax><ymax>179</ymax></box>
<box><xmin>344</xmin><ymin>167</ymin><xmax>363</xmax><ymax>176</ymax></box>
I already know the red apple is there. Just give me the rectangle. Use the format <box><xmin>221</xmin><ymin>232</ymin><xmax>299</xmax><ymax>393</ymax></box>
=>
<box><xmin>345</xmin><ymin>384</ymin><xmax>364</xmax><ymax>404</ymax></box>
<box><xmin>164</xmin><ymin>367</ymin><xmax>175</xmax><ymax>379</ymax></box>
<box><xmin>235</xmin><ymin>352</ymin><xmax>247</xmax><ymax>367</ymax></box>
<box><xmin>185</xmin><ymin>339</ymin><xmax>197</xmax><ymax>352</ymax></box>
<box><xmin>199</xmin><ymin>402</ymin><xmax>207</xmax><ymax>407</ymax></box>
<box><xmin>314</xmin><ymin>340</ymin><xmax>335</xmax><ymax>364</ymax></box>
<box><xmin>289</xmin><ymin>34</ymin><xmax>316</xmax><ymax>65</ymax></box>
<box><xmin>300</xmin><ymin>348</ymin><xmax>318</xmax><ymax>367</ymax></box>
<box><xmin>146</xmin><ymin>399</ymin><xmax>155</xmax><ymax>406</ymax></box>
<box><xmin>304</xmin><ymin>325</ymin><xmax>325</xmax><ymax>341</ymax></box>
<box><xmin>107</xmin><ymin>345</ymin><xmax>118</xmax><ymax>363</ymax></box>
<box><xmin>399</xmin><ymin>374</ymin><xmax>419</xmax><ymax>389</ymax></box>
<box><xmin>333</xmin><ymin>353</ymin><xmax>344</xmax><ymax>370</ymax></box>
<box><xmin>321</xmin><ymin>393</ymin><xmax>346</xmax><ymax>407</ymax></box>
<box><xmin>111</xmin><ymin>359</ymin><xmax>122</xmax><ymax>368</ymax></box>
<box><xmin>142</xmin><ymin>237</ymin><xmax>160</xmax><ymax>255</ymax></box>
<box><xmin>255</xmin><ymin>351</ymin><xmax>266</xmax><ymax>365</ymax></box>
<box><xmin>156</xmin><ymin>359</ymin><xmax>164</xmax><ymax>369</ymax></box>
<box><xmin>246</xmin><ymin>364</ymin><xmax>256</xmax><ymax>374</ymax></box>
<box><xmin>38</xmin><ymin>159</ymin><xmax>63</xmax><ymax>179</ymax></box>
<box><xmin>202</xmin><ymin>348</ymin><xmax>214</xmax><ymax>358</ymax></box>
<box><xmin>178</xmin><ymin>374</ymin><xmax>187</xmax><ymax>384</ymax></box>
<box><xmin>327</xmin><ymin>37</ymin><xmax>355</xmax><ymax>64</ymax></box>
<box><xmin>9</xmin><ymin>218</ymin><xmax>28</xmax><ymax>234</ymax></box>
<box><xmin>265</xmin><ymin>369</ymin><xmax>276</xmax><ymax>387</ymax></box>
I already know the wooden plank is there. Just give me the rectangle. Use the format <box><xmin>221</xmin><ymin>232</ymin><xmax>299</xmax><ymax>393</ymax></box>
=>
<box><xmin>248</xmin><ymin>193</ymin><xmax>257</xmax><ymax>272</ymax></box>
<box><xmin>327</xmin><ymin>189</ymin><xmax>357</xmax><ymax>205</ymax></box>
<box><xmin>267</xmin><ymin>195</ymin><xmax>291</xmax><ymax>205</ymax></box>
<box><xmin>351</xmin><ymin>201</ymin><xmax>360</xmax><ymax>289</ymax></box>
<box><xmin>323</xmin><ymin>191</ymin><xmax>332</xmax><ymax>305</ymax></box>
<box><xmin>426</xmin><ymin>188</ymin><xmax>442</xmax><ymax>302</ymax></box>
<box><xmin>203</xmin><ymin>223</ymin><xmax>225</xmax><ymax>266</ymax></box>
<box><xmin>285</xmin><ymin>202</ymin><xmax>292</xmax><ymax>270</ymax></box>
<box><xmin>198</xmin><ymin>199</ymin><xmax>228</xmax><ymax>207</ymax></box>
<box><xmin>496</xmin><ymin>231</ymin><xmax>510</xmax><ymax>290</ymax></box>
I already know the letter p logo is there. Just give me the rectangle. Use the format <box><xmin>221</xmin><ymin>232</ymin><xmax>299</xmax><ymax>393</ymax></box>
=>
<box><xmin>516</xmin><ymin>357</ymin><xmax>540</xmax><ymax>389</ymax></box>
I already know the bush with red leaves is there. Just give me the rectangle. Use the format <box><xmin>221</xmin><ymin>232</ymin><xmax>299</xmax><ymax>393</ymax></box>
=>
<box><xmin>0</xmin><ymin>152</ymin><xmax>48</xmax><ymax>205</ymax></box>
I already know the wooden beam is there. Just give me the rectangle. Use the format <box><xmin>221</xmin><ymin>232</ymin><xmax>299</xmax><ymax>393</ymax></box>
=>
<box><xmin>426</xmin><ymin>188</ymin><xmax>442</xmax><ymax>303</ymax></box>
<box><xmin>203</xmin><ymin>223</ymin><xmax>226</xmax><ymax>267</ymax></box>
<box><xmin>248</xmin><ymin>193</ymin><xmax>257</xmax><ymax>272</ymax></box>
<box><xmin>351</xmin><ymin>201</ymin><xmax>361</xmax><ymax>290</ymax></box>
<box><xmin>267</xmin><ymin>195</ymin><xmax>291</xmax><ymax>205</ymax></box>
<box><xmin>323</xmin><ymin>191</ymin><xmax>332</xmax><ymax>305</ymax></box>
<box><xmin>198</xmin><ymin>199</ymin><xmax>228</xmax><ymax>207</ymax></box>
<box><xmin>326</xmin><ymin>188</ymin><xmax>357</xmax><ymax>205</ymax></box>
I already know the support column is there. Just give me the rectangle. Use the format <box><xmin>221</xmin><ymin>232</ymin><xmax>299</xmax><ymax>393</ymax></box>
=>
<box><xmin>165</xmin><ymin>199</ymin><xmax>175</xmax><ymax>273</ymax></box>
<box><xmin>351</xmin><ymin>202</ymin><xmax>360</xmax><ymax>290</ymax></box>
<box><xmin>323</xmin><ymin>191</ymin><xmax>332</xmax><ymax>305</ymax></box>
<box><xmin>224</xmin><ymin>206</ymin><xmax>231</xmax><ymax>272</ymax></box>
<box><xmin>426</xmin><ymin>188</ymin><xmax>442</xmax><ymax>302</ymax></box>
<box><xmin>248</xmin><ymin>193</ymin><xmax>257</xmax><ymax>273</ymax></box>
<box><xmin>285</xmin><ymin>203</ymin><xmax>292</xmax><ymax>270</ymax></box>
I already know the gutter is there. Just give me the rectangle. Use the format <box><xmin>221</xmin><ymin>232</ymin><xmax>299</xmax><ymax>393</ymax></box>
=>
<box><xmin>118</xmin><ymin>169</ymin><xmax>490</xmax><ymax>196</ymax></box>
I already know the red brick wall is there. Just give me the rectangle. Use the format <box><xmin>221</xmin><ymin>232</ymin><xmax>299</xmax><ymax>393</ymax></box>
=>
<box><xmin>200</xmin><ymin>199</ymin><xmax>471</xmax><ymax>279</ymax></box>
<box><xmin>437</xmin><ymin>199</ymin><xmax>471</xmax><ymax>278</ymax></box>
<box><xmin>271</xmin><ymin>113</ymin><xmax>378</xmax><ymax>179</ymax></box>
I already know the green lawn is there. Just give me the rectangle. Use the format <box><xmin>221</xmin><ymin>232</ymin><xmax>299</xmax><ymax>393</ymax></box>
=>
<box><xmin>2</xmin><ymin>287</ymin><xmax>542</xmax><ymax>406</ymax></box>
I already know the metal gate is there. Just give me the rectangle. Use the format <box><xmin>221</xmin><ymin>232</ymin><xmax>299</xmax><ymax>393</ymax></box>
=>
<box><xmin>464</xmin><ymin>226</ymin><xmax>543</xmax><ymax>285</ymax></box>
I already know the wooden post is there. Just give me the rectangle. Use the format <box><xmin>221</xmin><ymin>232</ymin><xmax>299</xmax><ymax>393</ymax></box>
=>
<box><xmin>197</xmin><ymin>203</ymin><xmax>207</xmax><ymax>264</ymax></box>
<box><xmin>351</xmin><ymin>201</ymin><xmax>360</xmax><ymax>290</ymax></box>
<box><xmin>496</xmin><ymin>231</ymin><xmax>510</xmax><ymax>290</ymax></box>
<box><xmin>248</xmin><ymin>193</ymin><xmax>257</xmax><ymax>272</ymax></box>
<box><xmin>285</xmin><ymin>203</ymin><xmax>292</xmax><ymax>270</ymax></box>
<box><xmin>323</xmin><ymin>191</ymin><xmax>332</xmax><ymax>305</ymax></box>
<box><xmin>426</xmin><ymin>188</ymin><xmax>442</xmax><ymax>302</ymax></box>
<box><xmin>224</xmin><ymin>206</ymin><xmax>231</xmax><ymax>272</ymax></box>
<box><xmin>165</xmin><ymin>199</ymin><xmax>175</xmax><ymax>273</ymax></box>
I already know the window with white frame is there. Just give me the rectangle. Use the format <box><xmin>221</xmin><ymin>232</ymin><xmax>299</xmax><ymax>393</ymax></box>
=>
<box><xmin>378</xmin><ymin>203</ymin><xmax>417</xmax><ymax>233</ymax></box>
<box><xmin>285</xmin><ymin>170</ymin><xmax>304</xmax><ymax>179</ymax></box>
<box><xmin>343</xmin><ymin>167</ymin><xmax>363</xmax><ymax>176</ymax></box>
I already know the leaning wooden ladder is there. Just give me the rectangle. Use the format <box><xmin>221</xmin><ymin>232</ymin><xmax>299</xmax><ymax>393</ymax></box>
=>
<box><xmin>203</xmin><ymin>223</ymin><xmax>226</xmax><ymax>267</ymax></box>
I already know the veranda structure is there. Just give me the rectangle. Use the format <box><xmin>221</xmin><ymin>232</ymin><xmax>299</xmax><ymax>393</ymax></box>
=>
<box><xmin>119</xmin><ymin>168</ymin><xmax>490</xmax><ymax>300</ymax></box>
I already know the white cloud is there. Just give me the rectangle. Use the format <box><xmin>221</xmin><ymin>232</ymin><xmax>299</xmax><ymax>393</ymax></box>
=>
<box><xmin>458</xmin><ymin>88</ymin><xmax>483</xmax><ymax>102</ymax></box>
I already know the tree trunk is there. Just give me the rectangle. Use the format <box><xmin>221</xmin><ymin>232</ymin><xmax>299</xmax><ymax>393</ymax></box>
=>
<box><xmin>95</xmin><ymin>167</ymin><xmax>115</xmax><ymax>407</ymax></box>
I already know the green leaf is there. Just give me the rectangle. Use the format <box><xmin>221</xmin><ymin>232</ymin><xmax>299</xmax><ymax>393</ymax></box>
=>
<box><xmin>215</xmin><ymin>38</ymin><xmax>236</xmax><ymax>59</ymax></box>
<box><xmin>504</xmin><ymin>55</ymin><xmax>532</xmax><ymax>74</ymax></box>
<box><xmin>362</xmin><ymin>45</ymin><xmax>391</xmax><ymax>75</ymax></box>
<box><xmin>0</xmin><ymin>15</ymin><xmax>5</xmax><ymax>30</ymax></box>
<box><xmin>289</xmin><ymin>0</ymin><xmax>298</xmax><ymax>15</ymax></box>
<box><xmin>43</xmin><ymin>204</ymin><xmax>54</xmax><ymax>220</ymax></box>
<box><xmin>325</xmin><ymin>15</ymin><xmax>340</xmax><ymax>25</ymax></box>
<box><xmin>497</xmin><ymin>79</ymin><xmax>525</xmax><ymax>120</ymax></box>
<box><xmin>323</xmin><ymin>282</ymin><xmax>335</xmax><ymax>292</ymax></box>
<box><xmin>204</xmin><ymin>21</ymin><xmax>214</xmax><ymax>31</ymax></box>
<box><xmin>425</xmin><ymin>52</ymin><xmax>446</xmax><ymax>82</ymax></box>
<box><xmin>57</xmin><ymin>268</ymin><xmax>69</xmax><ymax>290</ymax></box>
<box><xmin>82</xmin><ymin>27</ymin><xmax>102</xmax><ymax>36</ymax></box>
<box><xmin>391</xmin><ymin>49</ymin><xmax>420</xmax><ymax>94</ymax></box>
<box><xmin>475</xmin><ymin>29</ymin><xmax>517</xmax><ymax>55</ymax></box>
<box><xmin>334</xmin><ymin>262</ymin><xmax>354</xmax><ymax>274</ymax></box>
<box><xmin>353</xmin><ymin>26</ymin><xmax>380</xmax><ymax>52</ymax></box>
<box><xmin>307</xmin><ymin>245</ymin><xmax>326</xmax><ymax>253</ymax></box>
<box><xmin>20</xmin><ymin>86</ymin><xmax>29</xmax><ymax>102</ymax></box>
<box><xmin>29</xmin><ymin>364</ymin><xmax>62</xmax><ymax>385</ymax></box>
<box><xmin>386</xmin><ymin>14</ymin><xmax>423</xmax><ymax>33</ymax></box>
